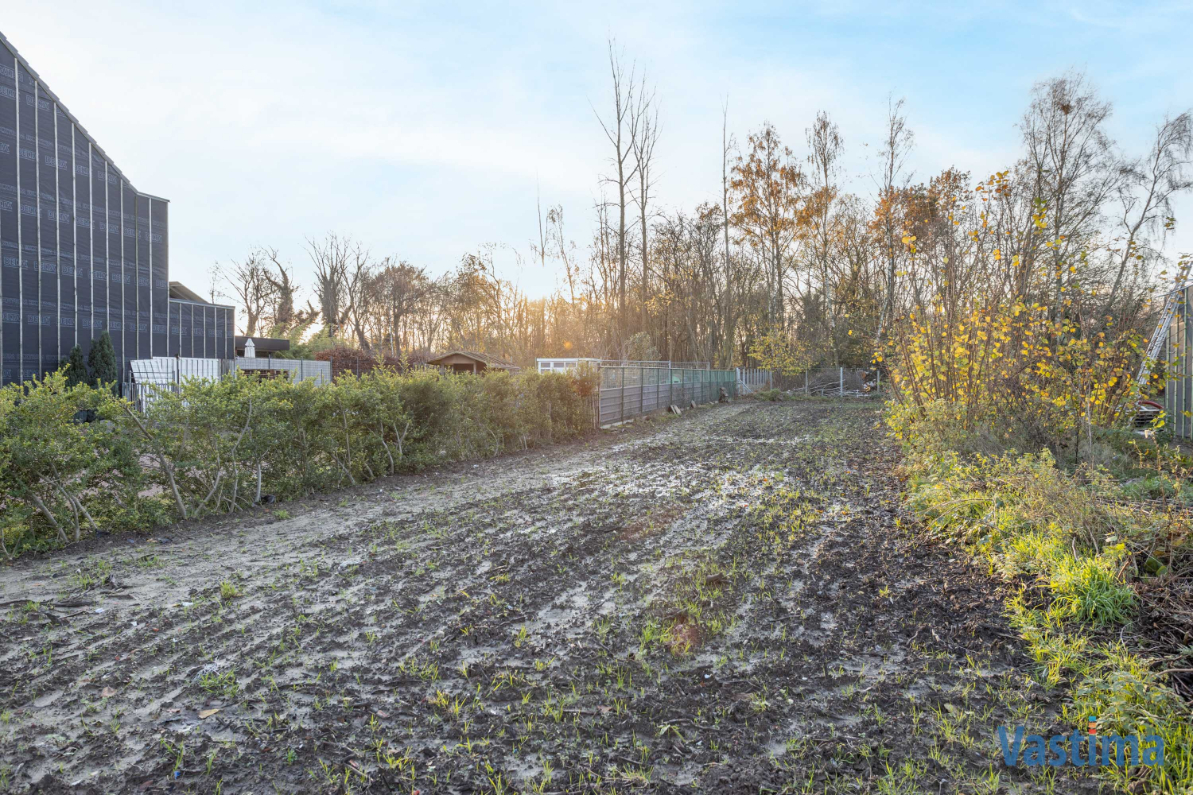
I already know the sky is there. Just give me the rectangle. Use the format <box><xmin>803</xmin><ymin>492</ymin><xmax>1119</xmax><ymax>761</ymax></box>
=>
<box><xmin>2</xmin><ymin>0</ymin><xmax>1191</xmax><ymax>311</ymax></box>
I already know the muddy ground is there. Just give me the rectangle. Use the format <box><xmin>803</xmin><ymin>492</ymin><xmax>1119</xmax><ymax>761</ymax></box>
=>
<box><xmin>0</xmin><ymin>400</ymin><xmax>1095</xmax><ymax>794</ymax></box>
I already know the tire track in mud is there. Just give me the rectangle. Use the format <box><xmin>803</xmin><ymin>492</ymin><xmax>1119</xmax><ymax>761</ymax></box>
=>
<box><xmin>0</xmin><ymin>401</ymin><xmax>1084</xmax><ymax>794</ymax></box>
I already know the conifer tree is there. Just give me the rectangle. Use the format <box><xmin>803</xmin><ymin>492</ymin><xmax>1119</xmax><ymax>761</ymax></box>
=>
<box><xmin>61</xmin><ymin>345</ymin><xmax>89</xmax><ymax>388</ymax></box>
<box><xmin>87</xmin><ymin>332</ymin><xmax>118</xmax><ymax>389</ymax></box>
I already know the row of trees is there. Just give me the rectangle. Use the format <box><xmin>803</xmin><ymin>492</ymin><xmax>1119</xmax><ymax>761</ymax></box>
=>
<box><xmin>218</xmin><ymin>55</ymin><xmax>1191</xmax><ymax>377</ymax></box>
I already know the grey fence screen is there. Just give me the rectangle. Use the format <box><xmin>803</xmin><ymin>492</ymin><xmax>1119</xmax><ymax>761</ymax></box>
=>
<box><xmin>1165</xmin><ymin>284</ymin><xmax>1193</xmax><ymax>438</ymax></box>
<box><xmin>597</xmin><ymin>366</ymin><xmax>737</xmax><ymax>426</ymax></box>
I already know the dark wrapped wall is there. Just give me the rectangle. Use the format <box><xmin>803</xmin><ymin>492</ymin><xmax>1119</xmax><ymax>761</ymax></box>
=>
<box><xmin>36</xmin><ymin>84</ymin><xmax>56</xmax><ymax>372</ymax></box>
<box><xmin>73</xmin><ymin>124</ymin><xmax>91</xmax><ymax>353</ymax></box>
<box><xmin>150</xmin><ymin>198</ymin><xmax>166</xmax><ymax>355</ymax></box>
<box><xmin>56</xmin><ymin>104</ymin><xmax>74</xmax><ymax>359</ymax></box>
<box><xmin>105</xmin><ymin>162</ymin><xmax>122</xmax><ymax>372</ymax></box>
<box><xmin>90</xmin><ymin>148</ymin><xmax>106</xmax><ymax>340</ymax></box>
<box><xmin>17</xmin><ymin>61</ymin><xmax>38</xmax><ymax>380</ymax></box>
<box><xmin>0</xmin><ymin>33</ymin><xmax>236</xmax><ymax>386</ymax></box>
<box><xmin>0</xmin><ymin>51</ymin><xmax>17</xmax><ymax>383</ymax></box>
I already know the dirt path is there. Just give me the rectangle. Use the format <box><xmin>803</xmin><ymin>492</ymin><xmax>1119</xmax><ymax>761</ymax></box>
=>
<box><xmin>0</xmin><ymin>401</ymin><xmax>1082</xmax><ymax>794</ymax></box>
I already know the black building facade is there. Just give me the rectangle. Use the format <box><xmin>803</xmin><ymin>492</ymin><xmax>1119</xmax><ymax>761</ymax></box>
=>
<box><xmin>0</xmin><ymin>30</ymin><xmax>233</xmax><ymax>386</ymax></box>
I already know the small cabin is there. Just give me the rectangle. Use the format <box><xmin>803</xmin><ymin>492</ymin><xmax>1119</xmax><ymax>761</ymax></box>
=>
<box><xmin>426</xmin><ymin>350</ymin><xmax>520</xmax><ymax>374</ymax></box>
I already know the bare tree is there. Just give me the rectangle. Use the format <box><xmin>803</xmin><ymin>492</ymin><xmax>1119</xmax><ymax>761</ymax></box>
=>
<box><xmin>1104</xmin><ymin>111</ymin><xmax>1193</xmax><ymax>311</ymax></box>
<box><xmin>541</xmin><ymin>204</ymin><xmax>579</xmax><ymax>303</ymax></box>
<box><xmin>342</xmin><ymin>243</ymin><xmax>376</xmax><ymax>352</ymax></box>
<box><xmin>874</xmin><ymin>97</ymin><xmax>914</xmax><ymax>346</ymax></box>
<box><xmin>306</xmin><ymin>234</ymin><xmax>349</xmax><ymax>337</ymax></box>
<box><xmin>806</xmin><ymin>110</ymin><xmax>844</xmax><ymax>360</ymax></box>
<box><xmin>630</xmin><ymin>77</ymin><xmax>660</xmax><ymax>331</ymax></box>
<box><xmin>222</xmin><ymin>250</ymin><xmax>277</xmax><ymax>337</ymax></box>
<box><xmin>593</xmin><ymin>38</ymin><xmax>641</xmax><ymax>339</ymax></box>
<box><xmin>306</xmin><ymin>233</ymin><xmax>373</xmax><ymax>348</ymax></box>
<box><xmin>367</xmin><ymin>259</ymin><xmax>429</xmax><ymax>355</ymax></box>
<box><xmin>1022</xmin><ymin>72</ymin><xmax>1120</xmax><ymax>313</ymax></box>
<box><xmin>721</xmin><ymin>101</ymin><xmax>737</xmax><ymax>362</ymax></box>
<box><xmin>257</xmin><ymin>247</ymin><xmax>310</xmax><ymax>335</ymax></box>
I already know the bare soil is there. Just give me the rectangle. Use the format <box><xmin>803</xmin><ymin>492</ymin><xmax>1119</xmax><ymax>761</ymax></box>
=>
<box><xmin>0</xmin><ymin>401</ymin><xmax>1092</xmax><ymax>793</ymax></box>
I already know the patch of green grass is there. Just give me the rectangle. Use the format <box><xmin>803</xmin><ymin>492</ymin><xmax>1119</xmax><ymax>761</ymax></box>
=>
<box><xmin>896</xmin><ymin>412</ymin><xmax>1193</xmax><ymax>794</ymax></box>
<box><xmin>198</xmin><ymin>670</ymin><xmax>240</xmax><ymax>699</ymax></box>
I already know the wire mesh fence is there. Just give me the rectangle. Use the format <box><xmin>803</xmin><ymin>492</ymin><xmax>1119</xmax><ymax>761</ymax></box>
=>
<box><xmin>736</xmin><ymin>366</ymin><xmax>883</xmax><ymax>397</ymax></box>
<box><xmin>597</xmin><ymin>366</ymin><xmax>737</xmax><ymax>426</ymax></box>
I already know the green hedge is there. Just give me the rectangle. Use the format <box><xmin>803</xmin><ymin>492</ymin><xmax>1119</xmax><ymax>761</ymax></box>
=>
<box><xmin>0</xmin><ymin>368</ymin><xmax>592</xmax><ymax>559</ymax></box>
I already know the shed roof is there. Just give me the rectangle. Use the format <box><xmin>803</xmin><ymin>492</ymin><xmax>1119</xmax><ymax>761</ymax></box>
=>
<box><xmin>426</xmin><ymin>350</ymin><xmax>520</xmax><ymax>370</ymax></box>
<box><xmin>169</xmin><ymin>282</ymin><xmax>208</xmax><ymax>303</ymax></box>
<box><xmin>235</xmin><ymin>336</ymin><xmax>292</xmax><ymax>354</ymax></box>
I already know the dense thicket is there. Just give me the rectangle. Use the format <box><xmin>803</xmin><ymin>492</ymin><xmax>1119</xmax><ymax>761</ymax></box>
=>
<box><xmin>0</xmin><ymin>369</ymin><xmax>591</xmax><ymax>558</ymax></box>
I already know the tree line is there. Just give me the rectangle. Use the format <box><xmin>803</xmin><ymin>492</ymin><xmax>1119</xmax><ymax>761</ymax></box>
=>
<box><xmin>219</xmin><ymin>46</ymin><xmax>1191</xmax><ymax>374</ymax></box>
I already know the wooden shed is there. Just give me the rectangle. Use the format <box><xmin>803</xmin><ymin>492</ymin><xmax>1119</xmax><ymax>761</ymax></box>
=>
<box><xmin>426</xmin><ymin>350</ymin><xmax>521</xmax><ymax>374</ymax></box>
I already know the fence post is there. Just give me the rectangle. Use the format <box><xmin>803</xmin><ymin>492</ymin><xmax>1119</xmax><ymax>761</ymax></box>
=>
<box><xmin>805</xmin><ymin>370</ymin><xmax>809</xmax><ymax>396</ymax></box>
<box><xmin>640</xmin><ymin>366</ymin><xmax>645</xmax><ymax>416</ymax></box>
<box><xmin>620</xmin><ymin>367</ymin><xmax>625</xmax><ymax>423</ymax></box>
<box><xmin>670</xmin><ymin>368</ymin><xmax>674</xmax><ymax>407</ymax></box>
<box><xmin>839</xmin><ymin>367</ymin><xmax>844</xmax><ymax>396</ymax></box>
<box><xmin>876</xmin><ymin>369</ymin><xmax>880</xmax><ymax>394</ymax></box>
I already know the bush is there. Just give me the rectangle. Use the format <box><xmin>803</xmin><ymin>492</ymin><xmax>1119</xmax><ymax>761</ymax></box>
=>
<box><xmin>893</xmin><ymin>404</ymin><xmax>1192</xmax><ymax>792</ymax></box>
<box><xmin>0</xmin><ymin>367</ymin><xmax>592</xmax><ymax>558</ymax></box>
<box><xmin>313</xmin><ymin>345</ymin><xmax>429</xmax><ymax>379</ymax></box>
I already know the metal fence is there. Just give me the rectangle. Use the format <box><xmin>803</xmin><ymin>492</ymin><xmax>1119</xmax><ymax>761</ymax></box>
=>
<box><xmin>737</xmin><ymin>367</ymin><xmax>775</xmax><ymax>394</ymax></box>
<box><xmin>736</xmin><ymin>366</ymin><xmax>882</xmax><ymax>397</ymax></box>
<box><xmin>538</xmin><ymin>357</ymin><xmax>710</xmax><ymax>374</ymax></box>
<box><xmin>235</xmin><ymin>356</ymin><xmax>333</xmax><ymax>385</ymax></box>
<box><xmin>597</xmin><ymin>366</ymin><xmax>737</xmax><ymax>426</ymax></box>
<box><xmin>123</xmin><ymin>356</ymin><xmax>333</xmax><ymax>412</ymax></box>
<box><xmin>1165</xmin><ymin>284</ymin><xmax>1193</xmax><ymax>438</ymax></box>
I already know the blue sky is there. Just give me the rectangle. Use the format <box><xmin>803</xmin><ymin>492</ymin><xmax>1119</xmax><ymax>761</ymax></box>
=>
<box><xmin>3</xmin><ymin>0</ymin><xmax>1191</xmax><ymax>303</ymax></box>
